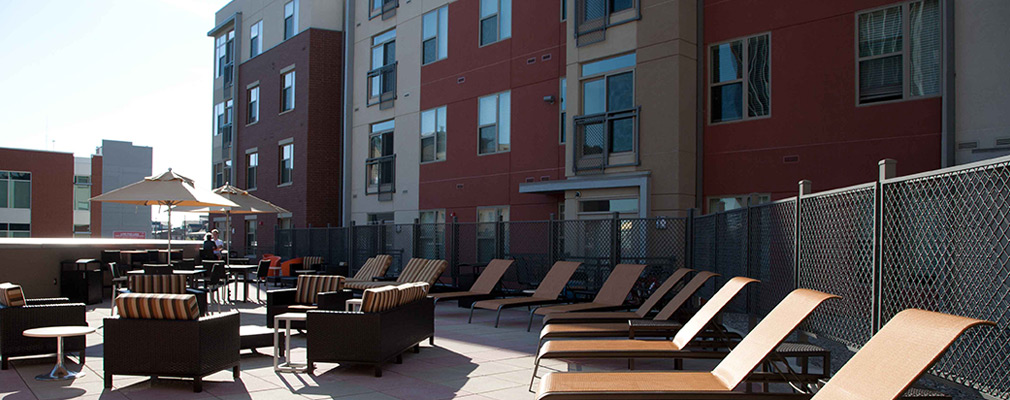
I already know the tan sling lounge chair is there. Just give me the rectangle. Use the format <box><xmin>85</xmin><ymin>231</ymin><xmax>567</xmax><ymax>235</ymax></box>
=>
<box><xmin>537</xmin><ymin>271</ymin><xmax>723</xmax><ymax>345</ymax></box>
<box><xmin>470</xmin><ymin>261</ymin><xmax>582</xmax><ymax>328</ymax></box>
<box><xmin>344</xmin><ymin>255</ymin><xmax>393</xmax><ymax>284</ymax></box>
<box><xmin>430</xmin><ymin>259</ymin><xmax>515</xmax><ymax>305</ymax></box>
<box><xmin>536</xmin><ymin>307</ymin><xmax>992</xmax><ymax>400</ymax></box>
<box><xmin>345</xmin><ymin>258</ymin><xmax>448</xmax><ymax>290</ymax></box>
<box><xmin>535</xmin><ymin>288</ymin><xmax>839</xmax><ymax>399</ymax></box>
<box><xmin>543</xmin><ymin>269</ymin><xmax>708</xmax><ymax>326</ymax></box>
<box><xmin>532</xmin><ymin>277</ymin><xmax>758</xmax><ymax>389</ymax></box>
<box><xmin>525</xmin><ymin>264</ymin><xmax>647</xmax><ymax>331</ymax></box>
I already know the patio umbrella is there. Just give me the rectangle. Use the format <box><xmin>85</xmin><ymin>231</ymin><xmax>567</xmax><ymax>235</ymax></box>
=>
<box><xmin>90</xmin><ymin>169</ymin><xmax>239</xmax><ymax>254</ymax></box>
<box><xmin>175</xmin><ymin>184</ymin><xmax>289</xmax><ymax>264</ymax></box>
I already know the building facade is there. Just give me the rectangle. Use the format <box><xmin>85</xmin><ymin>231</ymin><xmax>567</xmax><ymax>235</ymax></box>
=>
<box><xmin>208</xmin><ymin>0</ymin><xmax>345</xmax><ymax>255</ymax></box>
<box><xmin>0</xmin><ymin>141</ymin><xmax>149</xmax><ymax>238</ymax></box>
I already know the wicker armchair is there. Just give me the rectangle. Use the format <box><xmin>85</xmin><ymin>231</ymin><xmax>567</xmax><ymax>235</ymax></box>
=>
<box><xmin>122</xmin><ymin>275</ymin><xmax>209</xmax><ymax>316</ymax></box>
<box><xmin>104</xmin><ymin>294</ymin><xmax>240</xmax><ymax>392</ymax></box>
<box><xmin>266</xmin><ymin>275</ymin><xmax>351</xmax><ymax>329</ymax></box>
<box><xmin>0</xmin><ymin>285</ymin><xmax>86</xmax><ymax>370</ymax></box>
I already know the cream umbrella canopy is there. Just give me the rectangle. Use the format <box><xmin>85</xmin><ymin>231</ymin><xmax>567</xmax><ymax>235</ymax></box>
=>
<box><xmin>174</xmin><ymin>184</ymin><xmax>289</xmax><ymax>263</ymax></box>
<box><xmin>90</xmin><ymin>169</ymin><xmax>239</xmax><ymax>254</ymax></box>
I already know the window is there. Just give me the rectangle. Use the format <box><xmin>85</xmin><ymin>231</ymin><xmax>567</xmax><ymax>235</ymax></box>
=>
<box><xmin>574</xmin><ymin>0</ymin><xmax>639</xmax><ymax>46</ymax></box>
<box><xmin>74</xmin><ymin>175</ymin><xmax>90</xmax><ymax>211</ymax></box>
<box><xmin>245</xmin><ymin>219</ymin><xmax>257</xmax><ymax>249</ymax></box>
<box><xmin>0</xmin><ymin>172</ymin><xmax>30</xmax><ymax>209</ymax></box>
<box><xmin>579</xmin><ymin>198</ymin><xmax>638</xmax><ymax>214</ymax></box>
<box><xmin>250</xmin><ymin>20</ymin><xmax>263</xmax><ymax>57</ymax></box>
<box><xmin>214</xmin><ymin>163</ymin><xmax>224</xmax><ymax>188</ymax></box>
<box><xmin>366</xmin><ymin>120</ymin><xmax>395</xmax><ymax>196</ymax></box>
<box><xmin>370</xmin><ymin>0</ymin><xmax>398</xmax><ymax>20</ymax></box>
<box><xmin>246</xmin><ymin>152</ymin><xmax>258</xmax><ymax>189</ymax></box>
<box><xmin>422</xmin><ymin>6</ymin><xmax>448</xmax><ymax>65</ymax></box>
<box><xmin>214</xmin><ymin>30</ymin><xmax>234</xmax><ymax>78</ymax></box>
<box><xmin>278</xmin><ymin>216</ymin><xmax>292</xmax><ymax>230</ymax></box>
<box><xmin>248</xmin><ymin>86</ymin><xmax>259</xmax><ymax>123</ymax></box>
<box><xmin>214</xmin><ymin>102</ymin><xmax>224</xmax><ymax>136</ymax></box>
<box><xmin>479</xmin><ymin>0</ymin><xmax>511</xmax><ymax>46</ymax></box>
<box><xmin>420</xmin><ymin>106</ymin><xmax>447</xmax><ymax>162</ymax></box>
<box><xmin>74</xmin><ymin>224</ymin><xmax>90</xmax><ymax>237</ymax></box>
<box><xmin>418</xmin><ymin>210</ymin><xmax>446</xmax><ymax>259</ymax></box>
<box><xmin>476</xmin><ymin>206</ymin><xmax>508</xmax><ymax>263</ymax></box>
<box><xmin>367</xmin><ymin>213</ymin><xmax>395</xmax><ymax>224</ymax></box>
<box><xmin>478</xmin><ymin>91</ymin><xmax>510</xmax><ymax>154</ymax></box>
<box><xmin>0</xmin><ymin>223</ymin><xmax>31</xmax><ymax>238</ymax></box>
<box><xmin>708</xmin><ymin>194</ymin><xmax>771</xmax><ymax>212</ymax></box>
<box><xmin>560</xmin><ymin>78</ymin><xmax>567</xmax><ymax>143</ymax></box>
<box><xmin>284</xmin><ymin>1</ymin><xmax>297</xmax><ymax>40</ymax></box>
<box><xmin>561</xmin><ymin>0</ymin><xmax>567</xmax><ymax>21</ymax></box>
<box><xmin>224</xmin><ymin>159</ymin><xmax>232</xmax><ymax>187</ymax></box>
<box><xmin>279</xmin><ymin>143</ymin><xmax>293</xmax><ymax>185</ymax></box>
<box><xmin>710</xmin><ymin>33</ymin><xmax>770</xmax><ymax>123</ymax></box>
<box><xmin>368</xmin><ymin>30</ymin><xmax>397</xmax><ymax>108</ymax></box>
<box><xmin>281</xmin><ymin>70</ymin><xmax>295</xmax><ymax>112</ymax></box>
<box><xmin>857</xmin><ymin>0</ymin><xmax>941</xmax><ymax>104</ymax></box>
<box><xmin>575</xmin><ymin>53</ymin><xmax>637</xmax><ymax>169</ymax></box>
<box><xmin>223</xmin><ymin>99</ymin><xmax>234</xmax><ymax>147</ymax></box>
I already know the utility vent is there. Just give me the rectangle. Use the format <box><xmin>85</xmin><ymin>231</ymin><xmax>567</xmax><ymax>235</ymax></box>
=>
<box><xmin>456</xmin><ymin>184</ymin><xmax>464</xmax><ymax>189</ymax></box>
<box><xmin>958</xmin><ymin>141</ymin><xmax>979</xmax><ymax>150</ymax></box>
<box><xmin>542</xmin><ymin>54</ymin><xmax>552</xmax><ymax>61</ymax></box>
<box><xmin>996</xmin><ymin>137</ymin><xmax>1010</xmax><ymax>147</ymax></box>
<box><xmin>540</xmin><ymin>176</ymin><xmax>550</xmax><ymax>181</ymax></box>
<box><xmin>527</xmin><ymin>57</ymin><xmax>536</xmax><ymax>64</ymax></box>
<box><xmin>783</xmin><ymin>155</ymin><xmax>800</xmax><ymax>164</ymax></box>
<box><xmin>525</xmin><ymin>177</ymin><xmax>535</xmax><ymax>183</ymax></box>
<box><xmin>457</xmin><ymin>77</ymin><xmax>465</xmax><ymax>84</ymax></box>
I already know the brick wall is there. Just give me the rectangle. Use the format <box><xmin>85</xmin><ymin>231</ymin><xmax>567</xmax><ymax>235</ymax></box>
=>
<box><xmin>0</xmin><ymin>148</ymin><xmax>74</xmax><ymax>237</ymax></box>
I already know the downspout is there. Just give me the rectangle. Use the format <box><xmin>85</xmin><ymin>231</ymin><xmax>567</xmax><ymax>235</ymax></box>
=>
<box><xmin>341</xmin><ymin>0</ymin><xmax>355</xmax><ymax>226</ymax></box>
<box><xmin>695</xmin><ymin>0</ymin><xmax>704</xmax><ymax>210</ymax></box>
<box><xmin>941</xmin><ymin>0</ymin><xmax>956</xmax><ymax>167</ymax></box>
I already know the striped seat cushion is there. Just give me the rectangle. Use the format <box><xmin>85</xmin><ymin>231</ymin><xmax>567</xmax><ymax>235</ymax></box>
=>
<box><xmin>116</xmin><ymin>293</ymin><xmax>200</xmax><ymax>320</ymax></box>
<box><xmin>402</xmin><ymin>259</ymin><xmax>447</xmax><ymax>286</ymax></box>
<box><xmin>0</xmin><ymin>283</ymin><xmax>26</xmax><ymax>307</ymax></box>
<box><xmin>360</xmin><ymin>286</ymin><xmax>401</xmax><ymax>313</ymax></box>
<box><xmin>127</xmin><ymin>274</ymin><xmax>188</xmax><ymax>294</ymax></box>
<box><xmin>396</xmin><ymin>282</ymin><xmax>429</xmax><ymax>306</ymax></box>
<box><xmin>396</xmin><ymin>258</ymin><xmax>429</xmax><ymax>283</ymax></box>
<box><xmin>302</xmin><ymin>256</ymin><xmax>323</xmax><ymax>269</ymax></box>
<box><xmin>295</xmin><ymin>275</ymin><xmax>345</xmax><ymax>304</ymax></box>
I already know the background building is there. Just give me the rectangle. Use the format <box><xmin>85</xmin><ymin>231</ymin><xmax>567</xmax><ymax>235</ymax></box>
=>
<box><xmin>0</xmin><ymin>140</ymin><xmax>150</xmax><ymax>238</ymax></box>
<box><xmin>209</xmin><ymin>0</ymin><xmax>345</xmax><ymax>255</ymax></box>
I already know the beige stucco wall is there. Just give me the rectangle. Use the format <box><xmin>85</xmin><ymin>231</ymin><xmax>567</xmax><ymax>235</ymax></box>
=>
<box><xmin>954</xmin><ymin>0</ymin><xmax>1010</xmax><ymax>163</ymax></box>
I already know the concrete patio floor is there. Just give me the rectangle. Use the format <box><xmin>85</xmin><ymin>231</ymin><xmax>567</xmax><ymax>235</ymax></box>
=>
<box><xmin>1</xmin><ymin>286</ymin><xmax>738</xmax><ymax>400</ymax></box>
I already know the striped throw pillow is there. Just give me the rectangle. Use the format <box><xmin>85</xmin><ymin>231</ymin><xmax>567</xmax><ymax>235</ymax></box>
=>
<box><xmin>0</xmin><ymin>283</ymin><xmax>26</xmax><ymax>307</ymax></box>
<box><xmin>116</xmin><ymin>293</ymin><xmax>200</xmax><ymax>320</ymax></box>
<box><xmin>295</xmin><ymin>275</ymin><xmax>345</xmax><ymax>304</ymax></box>
<box><xmin>360</xmin><ymin>286</ymin><xmax>400</xmax><ymax>313</ymax></box>
<box><xmin>127</xmin><ymin>275</ymin><xmax>188</xmax><ymax>294</ymax></box>
<box><xmin>396</xmin><ymin>282</ymin><xmax>429</xmax><ymax>306</ymax></box>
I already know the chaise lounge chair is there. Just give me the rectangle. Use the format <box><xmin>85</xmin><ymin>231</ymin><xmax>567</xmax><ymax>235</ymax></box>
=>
<box><xmin>470</xmin><ymin>261</ymin><xmax>582</xmax><ymax>328</ymax></box>
<box><xmin>532</xmin><ymin>277</ymin><xmax>758</xmax><ymax>389</ymax></box>
<box><xmin>430</xmin><ymin>259</ymin><xmax>515</xmax><ymax>305</ymax></box>
<box><xmin>542</xmin><ymin>268</ymin><xmax>705</xmax><ymax>325</ymax></box>
<box><xmin>525</xmin><ymin>264</ymin><xmax>647</xmax><ymax>331</ymax></box>
<box><xmin>345</xmin><ymin>258</ymin><xmax>448</xmax><ymax>290</ymax></box>
<box><xmin>344</xmin><ymin>255</ymin><xmax>393</xmax><ymax>284</ymax></box>
<box><xmin>536</xmin><ymin>306</ymin><xmax>992</xmax><ymax>400</ymax></box>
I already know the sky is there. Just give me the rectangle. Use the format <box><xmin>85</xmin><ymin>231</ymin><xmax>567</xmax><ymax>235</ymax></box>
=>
<box><xmin>0</xmin><ymin>0</ymin><xmax>231</xmax><ymax>222</ymax></box>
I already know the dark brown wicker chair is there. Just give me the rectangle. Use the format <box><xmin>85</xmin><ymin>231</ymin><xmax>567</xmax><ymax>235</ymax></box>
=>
<box><xmin>0</xmin><ymin>294</ymin><xmax>86</xmax><ymax>370</ymax></box>
<box><xmin>266</xmin><ymin>275</ymin><xmax>352</xmax><ymax>329</ymax></box>
<box><xmin>104</xmin><ymin>296</ymin><xmax>240</xmax><ymax>393</ymax></box>
<box><xmin>307</xmin><ymin>284</ymin><xmax>434</xmax><ymax>377</ymax></box>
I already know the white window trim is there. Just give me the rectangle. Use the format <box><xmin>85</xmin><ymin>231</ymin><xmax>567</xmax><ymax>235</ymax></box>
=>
<box><xmin>247</xmin><ymin>86</ymin><xmax>260</xmax><ymax>125</ymax></box>
<box><xmin>280</xmin><ymin>70</ymin><xmax>296</xmax><ymax>113</ymax></box>
<box><xmin>854</xmin><ymin>0</ymin><xmax>943</xmax><ymax>107</ymax></box>
<box><xmin>278</xmin><ymin>141</ymin><xmax>294</xmax><ymax>187</ymax></box>
<box><xmin>707</xmin><ymin>32</ymin><xmax>772</xmax><ymax>125</ymax></box>
<box><xmin>250</xmin><ymin>20</ymin><xmax>263</xmax><ymax>57</ymax></box>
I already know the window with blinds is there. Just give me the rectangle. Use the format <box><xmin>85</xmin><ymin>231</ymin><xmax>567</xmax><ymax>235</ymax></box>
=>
<box><xmin>857</xmin><ymin>0</ymin><xmax>941</xmax><ymax>105</ymax></box>
<box><xmin>710</xmin><ymin>33</ymin><xmax>771</xmax><ymax>124</ymax></box>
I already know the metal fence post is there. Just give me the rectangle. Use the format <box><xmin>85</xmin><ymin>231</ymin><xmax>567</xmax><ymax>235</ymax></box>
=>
<box><xmin>745</xmin><ymin>196</ymin><xmax>754</xmax><ymax>316</ymax></box>
<box><xmin>548</xmin><ymin>213</ymin><xmax>557</xmax><ymax>265</ymax></box>
<box><xmin>348</xmin><ymin>221</ymin><xmax>356</xmax><ymax>269</ymax></box>
<box><xmin>496</xmin><ymin>215</ymin><xmax>505</xmax><ymax>259</ymax></box>
<box><xmin>686</xmin><ymin>208</ymin><xmax>695</xmax><ymax>270</ymax></box>
<box><xmin>873</xmin><ymin>159</ymin><xmax>897</xmax><ymax>333</ymax></box>
<box><xmin>610</xmin><ymin>212</ymin><xmax>621</xmax><ymax>268</ymax></box>
<box><xmin>450</xmin><ymin>215</ymin><xmax>459</xmax><ymax>288</ymax></box>
<box><xmin>795</xmin><ymin>180</ymin><xmax>812</xmax><ymax>290</ymax></box>
<box><xmin>412</xmin><ymin>218</ymin><xmax>420</xmax><ymax>258</ymax></box>
<box><xmin>274</xmin><ymin>224</ymin><xmax>280</xmax><ymax>256</ymax></box>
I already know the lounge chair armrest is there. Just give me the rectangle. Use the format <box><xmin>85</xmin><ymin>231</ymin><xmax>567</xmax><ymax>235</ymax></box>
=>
<box><xmin>267</xmin><ymin>288</ymin><xmax>298</xmax><ymax>307</ymax></box>
<box><xmin>628</xmin><ymin>319</ymin><xmax>683</xmax><ymax>339</ymax></box>
<box><xmin>25</xmin><ymin>297</ymin><xmax>72</xmax><ymax>305</ymax></box>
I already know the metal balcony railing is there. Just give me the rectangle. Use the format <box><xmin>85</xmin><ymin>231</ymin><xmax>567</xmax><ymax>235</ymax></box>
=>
<box><xmin>574</xmin><ymin>0</ymin><xmax>641</xmax><ymax>46</ymax></box>
<box><xmin>365</xmin><ymin>154</ymin><xmax>396</xmax><ymax>200</ymax></box>
<box><xmin>367</xmin><ymin>62</ymin><xmax>397</xmax><ymax>110</ymax></box>
<box><xmin>368</xmin><ymin>0</ymin><xmax>398</xmax><ymax>20</ymax></box>
<box><xmin>572</xmin><ymin>106</ymin><xmax>640</xmax><ymax>174</ymax></box>
<box><xmin>222</xmin><ymin>63</ymin><xmax>234</xmax><ymax>90</ymax></box>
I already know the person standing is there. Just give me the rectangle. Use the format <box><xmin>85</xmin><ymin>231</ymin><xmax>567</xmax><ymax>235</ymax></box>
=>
<box><xmin>212</xmin><ymin>229</ymin><xmax>225</xmax><ymax>259</ymax></box>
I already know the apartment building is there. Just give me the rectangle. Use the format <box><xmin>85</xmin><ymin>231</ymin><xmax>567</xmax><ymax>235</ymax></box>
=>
<box><xmin>0</xmin><ymin>141</ymin><xmax>150</xmax><ymax>238</ymax></box>
<box><xmin>701</xmin><ymin>0</ymin><xmax>1010</xmax><ymax>211</ymax></box>
<box><xmin>208</xmin><ymin>0</ymin><xmax>345</xmax><ymax>255</ymax></box>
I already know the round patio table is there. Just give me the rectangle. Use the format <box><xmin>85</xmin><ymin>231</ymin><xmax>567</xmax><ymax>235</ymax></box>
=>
<box><xmin>22</xmin><ymin>326</ymin><xmax>95</xmax><ymax>381</ymax></box>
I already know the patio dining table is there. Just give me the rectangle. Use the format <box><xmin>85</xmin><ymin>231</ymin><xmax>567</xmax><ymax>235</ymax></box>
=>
<box><xmin>225</xmin><ymin>264</ymin><xmax>259</xmax><ymax>303</ymax></box>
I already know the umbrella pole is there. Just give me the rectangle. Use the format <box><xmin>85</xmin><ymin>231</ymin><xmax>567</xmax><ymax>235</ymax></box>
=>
<box><xmin>166</xmin><ymin>202</ymin><xmax>172</xmax><ymax>257</ymax></box>
<box><xmin>226</xmin><ymin>210</ymin><xmax>231</xmax><ymax>265</ymax></box>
